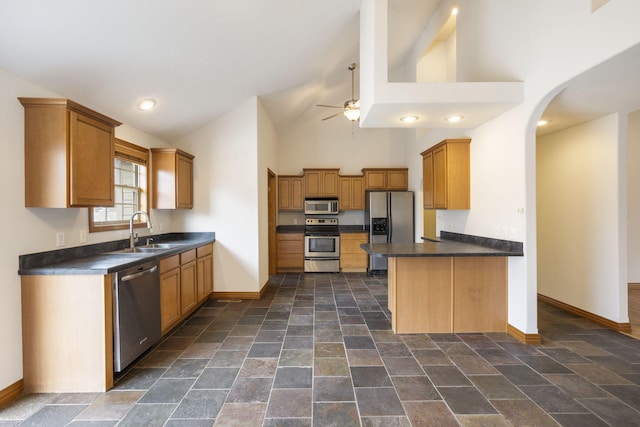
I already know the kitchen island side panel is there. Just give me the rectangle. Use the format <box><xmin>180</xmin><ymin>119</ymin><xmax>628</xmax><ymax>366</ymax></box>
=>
<box><xmin>21</xmin><ymin>275</ymin><xmax>113</xmax><ymax>392</ymax></box>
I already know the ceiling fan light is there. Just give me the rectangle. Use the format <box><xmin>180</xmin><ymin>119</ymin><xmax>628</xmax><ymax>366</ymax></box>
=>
<box><xmin>343</xmin><ymin>99</ymin><xmax>360</xmax><ymax>121</ymax></box>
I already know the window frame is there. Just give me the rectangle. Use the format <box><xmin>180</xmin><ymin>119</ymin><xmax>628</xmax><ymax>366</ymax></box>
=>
<box><xmin>89</xmin><ymin>138</ymin><xmax>150</xmax><ymax>233</ymax></box>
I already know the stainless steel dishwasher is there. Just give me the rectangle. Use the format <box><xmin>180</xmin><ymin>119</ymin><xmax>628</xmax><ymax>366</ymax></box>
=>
<box><xmin>113</xmin><ymin>260</ymin><xmax>161</xmax><ymax>372</ymax></box>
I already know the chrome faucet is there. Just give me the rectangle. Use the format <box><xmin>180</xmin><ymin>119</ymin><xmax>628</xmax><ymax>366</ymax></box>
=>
<box><xmin>129</xmin><ymin>210</ymin><xmax>153</xmax><ymax>249</ymax></box>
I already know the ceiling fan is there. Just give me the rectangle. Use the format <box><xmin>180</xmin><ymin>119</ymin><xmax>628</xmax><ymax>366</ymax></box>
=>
<box><xmin>317</xmin><ymin>62</ymin><xmax>360</xmax><ymax>122</ymax></box>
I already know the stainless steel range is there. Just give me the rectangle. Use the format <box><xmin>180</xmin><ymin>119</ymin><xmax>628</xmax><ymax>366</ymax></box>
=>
<box><xmin>304</xmin><ymin>217</ymin><xmax>340</xmax><ymax>273</ymax></box>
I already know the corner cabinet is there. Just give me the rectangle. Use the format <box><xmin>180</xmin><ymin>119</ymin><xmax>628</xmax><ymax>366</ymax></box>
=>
<box><xmin>303</xmin><ymin>169</ymin><xmax>339</xmax><ymax>198</ymax></box>
<box><xmin>151</xmin><ymin>148</ymin><xmax>194</xmax><ymax>209</ymax></box>
<box><xmin>19</xmin><ymin>97</ymin><xmax>121</xmax><ymax>208</ymax></box>
<box><xmin>421</xmin><ymin>139</ymin><xmax>470</xmax><ymax>210</ymax></box>
<box><xmin>362</xmin><ymin>168</ymin><xmax>408</xmax><ymax>191</ymax></box>
<box><xmin>278</xmin><ymin>175</ymin><xmax>304</xmax><ymax>211</ymax></box>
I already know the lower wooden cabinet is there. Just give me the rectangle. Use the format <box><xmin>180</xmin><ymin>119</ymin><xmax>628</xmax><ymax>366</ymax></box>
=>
<box><xmin>180</xmin><ymin>249</ymin><xmax>198</xmax><ymax>314</ymax></box>
<box><xmin>160</xmin><ymin>243</ymin><xmax>214</xmax><ymax>334</ymax></box>
<box><xmin>276</xmin><ymin>233</ymin><xmax>304</xmax><ymax>272</ymax></box>
<box><xmin>197</xmin><ymin>243</ymin><xmax>214</xmax><ymax>303</ymax></box>
<box><xmin>340</xmin><ymin>232</ymin><xmax>369</xmax><ymax>272</ymax></box>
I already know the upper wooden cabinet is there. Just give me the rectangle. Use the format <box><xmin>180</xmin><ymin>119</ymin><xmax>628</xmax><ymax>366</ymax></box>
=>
<box><xmin>19</xmin><ymin>98</ymin><xmax>121</xmax><ymax>208</ymax></box>
<box><xmin>421</xmin><ymin>138</ymin><xmax>470</xmax><ymax>210</ymax></box>
<box><xmin>339</xmin><ymin>176</ymin><xmax>365</xmax><ymax>210</ymax></box>
<box><xmin>304</xmin><ymin>169</ymin><xmax>339</xmax><ymax>198</ymax></box>
<box><xmin>151</xmin><ymin>148</ymin><xmax>194</xmax><ymax>209</ymax></box>
<box><xmin>362</xmin><ymin>168</ymin><xmax>408</xmax><ymax>191</ymax></box>
<box><xmin>278</xmin><ymin>175</ymin><xmax>304</xmax><ymax>211</ymax></box>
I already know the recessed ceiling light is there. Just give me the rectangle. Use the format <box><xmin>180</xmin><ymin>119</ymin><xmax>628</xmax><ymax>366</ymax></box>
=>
<box><xmin>400</xmin><ymin>115</ymin><xmax>419</xmax><ymax>123</ymax></box>
<box><xmin>446</xmin><ymin>115</ymin><xmax>463</xmax><ymax>123</ymax></box>
<box><xmin>537</xmin><ymin>119</ymin><xmax>549</xmax><ymax>126</ymax></box>
<box><xmin>451</xmin><ymin>7</ymin><xmax>459</xmax><ymax>16</ymax></box>
<box><xmin>137</xmin><ymin>98</ymin><xmax>156</xmax><ymax>111</ymax></box>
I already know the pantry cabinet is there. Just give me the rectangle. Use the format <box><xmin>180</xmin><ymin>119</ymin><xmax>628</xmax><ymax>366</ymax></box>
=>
<box><xmin>19</xmin><ymin>97</ymin><xmax>121</xmax><ymax>208</ymax></box>
<box><xmin>421</xmin><ymin>139</ymin><xmax>470</xmax><ymax>210</ymax></box>
<box><xmin>151</xmin><ymin>148</ymin><xmax>194</xmax><ymax>209</ymax></box>
<box><xmin>304</xmin><ymin>169</ymin><xmax>339</xmax><ymax>197</ymax></box>
<box><xmin>278</xmin><ymin>175</ymin><xmax>304</xmax><ymax>211</ymax></box>
<box><xmin>362</xmin><ymin>168</ymin><xmax>408</xmax><ymax>191</ymax></box>
<box><xmin>338</xmin><ymin>176</ymin><xmax>365</xmax><ymax>210</ymax></box>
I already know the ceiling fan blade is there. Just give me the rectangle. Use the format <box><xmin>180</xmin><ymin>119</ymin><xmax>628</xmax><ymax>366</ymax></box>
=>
<box><xmin>321</xmin><ymin>111</ymin><xmax>344</xmax><ymax>121</ymax></box>
<box><xmin>316</xmin><ymin>104</ymin><xmax>343</xmax><ymax>109</ymax></box>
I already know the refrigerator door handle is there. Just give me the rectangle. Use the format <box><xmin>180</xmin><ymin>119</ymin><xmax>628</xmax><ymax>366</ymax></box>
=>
<box><xmin>387</xmin><ymin>193</ymin><xmax>392</xmax><ymax>243</ymax></box>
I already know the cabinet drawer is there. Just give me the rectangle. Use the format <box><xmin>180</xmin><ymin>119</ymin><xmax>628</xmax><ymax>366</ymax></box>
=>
<box><xmin>181</xmin><ymin>249</ymin><xmax>197</xmax><ymax>264</ymax></box>
<box><xmin>160</xmin><ymin>254</ymin><xmax>180</xmax><ymax>272</ymax></box>
<box><xmin>197</xmin><ymin>243</ymin><xmax>213</xmax><ymax>258</ymax></box>
<box><xmin>341</xmin><ymin>239</ymin><xmax>367</xmax><ymax>254</ymax></box>
<box><xmin>340</xmin><ymin>232</ymin><xmax>368</xmax><ymax>241</ymax></box>
<box><xmin>277</xmin><ymin>233</ymin><xmax>303</xmax><ymax>241</ymax></box>
<box><xmin>277</xmin><ymin>241</ymin><xmax>303</xmax><ymax>254</ymax></box>
<box><xmin>341</xmin><ymin>253</ymin><xmax>368</xmax><ymax>268</ymax></box>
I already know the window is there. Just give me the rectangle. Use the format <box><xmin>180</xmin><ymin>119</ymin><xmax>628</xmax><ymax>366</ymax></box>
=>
<box><xmin>89</xmin><ymin>139</ymin><xmax>149</xmax><ymax>232</ymax></box>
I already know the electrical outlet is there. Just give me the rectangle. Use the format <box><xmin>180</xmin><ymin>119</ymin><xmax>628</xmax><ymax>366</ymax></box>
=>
<box><xmin>499</xmin><ymin>227</ymin><xmax>508</xmax><ymax>239</ymax></box>
<box><xmin>79</xmin><ymin>229</ymin><xmax>87</xmax><ymax>243</ymax></box>
<box><xmin>293</xmin><ymin>218</ymin><xmax>298</xmax><ymax>225</ymax></box>
<box><xmin>508</xmin><ymin>227</ymin><xmax>517</xmax><ymax>239</ymax></box>
<box><xmin>56</xmin><ymin>232</ymin><xmax>65</xmax><ymax>247</ymax></box>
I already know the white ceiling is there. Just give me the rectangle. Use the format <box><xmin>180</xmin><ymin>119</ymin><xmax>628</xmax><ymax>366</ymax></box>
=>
<box><xmin>1</xmin><ymin>1</ymin><xmax>638</xmax><ymax>142</ymax></box>
<box><xmin>0</xmin><ymin>0</ymin><xmax>437</xmax><ymax>141</ymax></box>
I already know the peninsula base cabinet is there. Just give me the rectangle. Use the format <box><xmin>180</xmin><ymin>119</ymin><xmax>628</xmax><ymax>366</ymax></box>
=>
<box><xmin>388</xmin><ymin>256</ymin><xmax>507</xmax><ymax>334</ymax></box>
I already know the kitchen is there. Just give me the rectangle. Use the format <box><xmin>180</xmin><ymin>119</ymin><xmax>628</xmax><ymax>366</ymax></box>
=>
<box><xmin>1</xmin><ymin>1</ymin><xmax>640</xmax><ymax>423</ymax></box>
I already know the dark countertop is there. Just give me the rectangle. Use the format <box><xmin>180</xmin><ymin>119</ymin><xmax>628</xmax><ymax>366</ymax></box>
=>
<box><xmin>18</xmin><ymin>232</ymin><xmax>215</xmax><ymax>276</ymax></box>
<box><xmin>361</xmin><ymin>233</ymin><xmax>523</xmax><ymax>258</ymax></box>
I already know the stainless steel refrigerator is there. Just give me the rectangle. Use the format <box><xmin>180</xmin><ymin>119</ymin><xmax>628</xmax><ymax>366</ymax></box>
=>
<box><xmin>365</xmin><ymin>191</ymin><xmax>414</xmax><ymax>274</ymax></box>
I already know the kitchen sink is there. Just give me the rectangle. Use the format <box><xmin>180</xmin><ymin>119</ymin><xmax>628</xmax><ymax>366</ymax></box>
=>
<box><xmin>105</xmin><ymin>243</ymin><xmax>185</xmax><ymax>255</ymax></box>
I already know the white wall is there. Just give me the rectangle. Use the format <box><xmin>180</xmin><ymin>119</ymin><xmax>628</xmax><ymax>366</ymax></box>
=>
<box><xmin>0</xmin><ymin>67</ymin><xmax>172</xmax><ymax>392</ymax></box>
<box><xmin>537</xmin><ymin>114</ymin><xmax>627</xmax><ymax>322</ymax></box>
<box><xmin>628</xmin><ymin>110</ymin><xmax>640</xmax><ymax>283</ymax></box>
<box><xmin>257</xmin><ymin>98</ymin><xmax>279</xmax><ymax>287</ymax></box>
<box><xmin>176</xmin><ymin>97</ymin><xmax>263</xmax><ymax>293</ymax></box>
<box><xmin>277</xmin><ymin>114</ymin><xmax>405</xmax><ymax>175</ymax></box>
<box><xmin>396</xmin><ymin>0</ymin><xmax>640</xmax><ymax>335</ymax></box>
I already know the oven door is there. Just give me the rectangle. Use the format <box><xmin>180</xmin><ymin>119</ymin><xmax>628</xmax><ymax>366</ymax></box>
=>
<box><xmin>304</xmin><ymin>235</ymin><xmax>340</xmax><ymax>258</ymax></box>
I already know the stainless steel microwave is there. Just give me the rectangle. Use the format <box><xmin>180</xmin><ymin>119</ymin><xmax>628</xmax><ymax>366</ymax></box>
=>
<box><xmin>304</xmin><ymin>199</ymin><xmax>339</xmax><ymax>215</ymax></box>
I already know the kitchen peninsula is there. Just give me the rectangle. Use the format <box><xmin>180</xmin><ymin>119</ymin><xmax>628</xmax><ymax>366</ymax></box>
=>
<box><xmin>361</xmin><ymin>232</ymin><xmax>523</xmax><ymax>335</ymax></box>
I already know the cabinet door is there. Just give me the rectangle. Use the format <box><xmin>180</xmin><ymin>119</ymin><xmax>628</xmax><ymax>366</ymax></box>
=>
<box><xmin>69</xmin><ymin>111</ymin><xmax>115</xmax><ymax>207</ymax></box>
<box><xmin>423</xmin><ymin>151</ymin><xmax>434</xmax><ymax>209</ymax></box>
<box><xmin>181</xmin><ymin>260</ymin><xmax>197</xmax><ymax>314</ymax></box>
<box><xmin>203</xmin><ymin>254</ymin><xmax>213</xmax><ymax>295</ymax></box>
<box><xmin>304</xmin><ymin>171</ymin><xmax>322</xmax><ymax>197</ymax></box>
<box><xmin>321</xmin><ymin>170</ymin><xmax>339</xmax><ymax>197</ymax></box>
<box><xmin>433</xmin><ymin>145</ymin><xmax>448</xmax><ymax>209</ymax></box>
<box><xmin>339</xmin><ymin>177</ymin><xmax>353</xmax><ymax>209</ymax></box>
<box><xmin>278</xmin><ymin>177</ymin><xmax>292</xmax><ymax>210</ymax></box>
<box><xmin>351</xmin><ymin>176</ymin><xmax>365</xmax><ymax>210</ymax></box>
<box><xmin>387</xmin><ymin>170</ymin><xmax>408</xmax><ymax>190</ymax></box>
<box><xmin>160</xmin><ymin>268</ymin><xmax>181</xmax><ymax>333</ymax></box>
<box><xmin>176</xmin><ymin>154</ymin><xmax>193</xmax><ymax>209</ymax></box>
<box><xmin>291</xmin><ymin>177</ymin><xmax>304</xmax><ymax>210</ymax></box>
<box><xmin>364</xmin><ymin>170</ymin><xmax>386</xmax><ymax>190</ymax></box>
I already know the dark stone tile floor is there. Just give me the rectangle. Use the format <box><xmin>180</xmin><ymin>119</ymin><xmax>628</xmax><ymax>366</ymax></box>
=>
<box><xmin>2</xmin><ymin>272</ymin><xmax>640</xmax><ymax>426</ymax></box>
